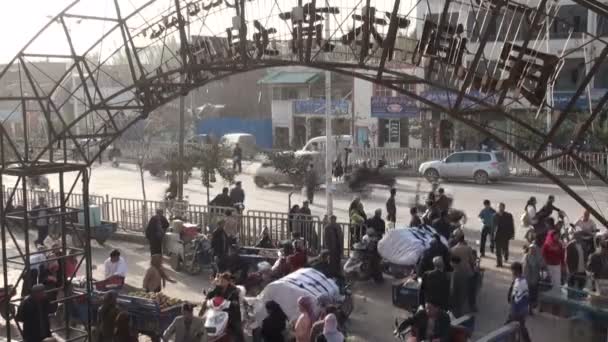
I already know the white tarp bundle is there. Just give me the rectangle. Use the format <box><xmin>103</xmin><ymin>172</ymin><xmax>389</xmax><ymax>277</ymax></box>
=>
<box><xmin>378</xmin><ymin>225</ymin><xmax>448</xmax><ymax>265</ymax></box>
<box><xmin>260</xmin><ymin>268</ymin><xmax>340</xmax><ymax>321</ymax></box>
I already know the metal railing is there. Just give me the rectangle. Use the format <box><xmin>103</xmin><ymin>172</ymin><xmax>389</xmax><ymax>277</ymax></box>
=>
<box><xmin>350</xmin><ymin>147</ymin><xmax>608</xmax><ymax>178</ymax></box>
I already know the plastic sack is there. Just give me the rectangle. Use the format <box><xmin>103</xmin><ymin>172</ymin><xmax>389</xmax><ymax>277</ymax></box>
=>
<box><xmin>377</xmin><ymin>225</ymin><xmax>448</xmax><ymax>266</ymax></box>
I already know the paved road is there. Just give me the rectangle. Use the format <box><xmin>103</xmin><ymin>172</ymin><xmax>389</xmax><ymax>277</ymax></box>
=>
<box><xmin>1</xmin><ymin>163</ymin><xmax>602</xmax><ymax>341</ymax></box>
<box><xmin>8</xmin><ymin>163</ymin><xmax>606</xmax><ymax>241</ymax></box>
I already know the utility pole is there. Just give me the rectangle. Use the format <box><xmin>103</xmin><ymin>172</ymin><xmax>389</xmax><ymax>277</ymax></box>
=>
<box><xmin>324</xmin><ymin>3</ymin><xmax>333</xmax><ymax>216</ymax></box>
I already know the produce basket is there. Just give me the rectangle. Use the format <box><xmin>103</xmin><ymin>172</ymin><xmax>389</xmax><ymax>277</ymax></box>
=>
<box><xmin>117</xmin><ymin>292</ymin><xmax>183</xmax><ymax>336</ymax></box>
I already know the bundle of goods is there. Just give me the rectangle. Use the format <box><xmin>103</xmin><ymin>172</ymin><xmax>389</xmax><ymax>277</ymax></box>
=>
<box><xmin>378</xmin><ymin>225</ymin><xmax>448</xmax><ymax>266</ymax></box>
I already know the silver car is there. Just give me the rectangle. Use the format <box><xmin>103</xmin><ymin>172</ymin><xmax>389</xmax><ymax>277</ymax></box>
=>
<box><xmin>418</xmin><ymin>150</ymin><xmax>510</xmax><ymax>184</ymax></box>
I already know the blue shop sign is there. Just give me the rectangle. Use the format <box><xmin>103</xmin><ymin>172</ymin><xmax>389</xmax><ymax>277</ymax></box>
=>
<box><xmin>293</xmin><ymin>99</ymin><xmax>350</xmax><ymax>115</ymax></box>
<box><xmin>552</xmin><ymin>90</ymin><xmax>607</xmax><ymax>111</ymax></box>
<box><xmin>420</xmin><ymin>90</ymin><xmax>497</xmax><ymax>109</ymax></box>
<box><xmin>371</xmin><ymin>96</ymin><xmax>418</xmax><ymax>118</ymax></box>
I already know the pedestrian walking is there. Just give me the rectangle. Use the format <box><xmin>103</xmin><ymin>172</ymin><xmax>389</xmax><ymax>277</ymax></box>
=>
<box><xmin>232</xmin><ymin>143</ymin><xmax>242</xmax><ymax>173</ymax></box>
<box><xmin>566</xmin><ymin>231</ymin><xmax>588</xmax><ymax>290</ymax></box>
<box><xmin>449</xmin><ymin>256</ymin><xmax>471</xmax><ymax>317</ymax></box>
<box><xmin>409</xmin><ymin>207</ymin><xmax>422</xmax><ymax>227</ymax></box>
<box><xmin>288</xmin><ymin>204</ymin><xmax>301</xmax><ymax>234</ymax></box>
<box><xmin>145</xmin><ymin>209</ymin><xmax>170</xmax><ymax>255</ymax></box>
<box><xmin>143</xmin><ymin>254</ymin><xmax>176</xmax><ymax>293</ymax></box>
<box><xmin>294</xmin><ymin>296</ymin><xmax>315</xmax><ymax>342</ymax></box>
<box><xmin>588</xmin><ymin>239</ymin><xmax>608</xmax><ymax>281</ymax></box>
<box><xmin>522</xmin><ymin>244</ymin><xmax>545</xmax><ymax>314</ymax></box>
<box><xmin>305</xmin><ymin>164</ymin><xmax>317</xmax><ymax>204</ymax></box>
<box><xmin>260</xmin><ymin>301</ymin><xmax>288</xmax><ymax>342</ymax></box>
<box><xmin>386</xmin><ymin>188</ymin><xmax>397</xmax><ymax>227</ymax></box>
<box><xmin>419</xmin><ymin>257</ymin><xmax>450</xmax><ymax>311</ymax></box>
<box><xmin>163</xmin><ymin>303</ymin><xmax>207</xmax><ymax>342</ymax></box>
<box><xmin>323</xmin><ymin>215</ymin><xmax>344</xmax><ymax>278</ymax></box>
<box><xmin>114</xmin><ymin>311</ymin><xmax>138</xmax><ymax>342</ymax></box>
<box><xmin>96</xmin><ymin>292</ymin><xmax>120</xmax><ymax>342</ymax></box>
<box><xmin>366</xmin><ymin>209</ymin><xmax>386</xmax><ymax>238</ymax></box>
<box><xmin>493</xmin><ymin>203</ymin><xmax>515</xmax><ymax>267</ymax></box>
<box><xmin>450</xmin><ymin>232</ymin><xmax>478</xmax><ymax>312</ymax></box>
<box><xmin>478</xmin><ymin>200</ymin><xmax>496</xmax><ymax>257</ymax></box>
<box><xmin>315</xmin><ymin>314</ymin><xmax>344</xmax><ymax>342</ymax></box>
<box><xmin>542</xmin><ymin>230</ymin><xmax>565</xmax><ymax>289</ymax></box>
<box><xmin>229</xmin><ymin>181</ymin><xmax>245</xmax><ymax>206</ymax></box>
<box><xmin>210</xmin><ymin>187</ymin><xmax>232</xmax><ymax>207</ymax></box>
<box><xmin>507</xmin><ymin>262</ymin><xmax>531</xmax><ymax>342</ymax></box>
<box><xmin>32</xmin><ymin>196</ymin><xmax>50</xmax><ymax>246</ymax></box>
<box><xmin>16</xmin><ymin>284</ymin><xmax>52</xmax><ymax>342</ymax></box>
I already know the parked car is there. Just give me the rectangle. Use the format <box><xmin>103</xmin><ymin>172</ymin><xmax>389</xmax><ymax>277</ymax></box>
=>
<box><xmin>186</xmin><ymin>134</ymin><xmax>216</xmax><ymax>146</ymax></box>
<box><xmin>253</xmin><ymin>160</ymin><xmax>293</xmax><ymax>187</ymax></box>
<box><xmin>221</xmin><ymin>133</ymin><xmax>258</xmax><ymax>159</ymax></box>
<box><xmin>418</xmin><ymin>150</ymin><xmax>510</xmax><ymax>184</ymax></box>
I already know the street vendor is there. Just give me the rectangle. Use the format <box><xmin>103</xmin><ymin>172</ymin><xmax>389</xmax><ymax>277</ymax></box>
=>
<box><xmin>102</xmin><ymin>249</ymin><xmax>127</xmax><ymax>287</ymax></box>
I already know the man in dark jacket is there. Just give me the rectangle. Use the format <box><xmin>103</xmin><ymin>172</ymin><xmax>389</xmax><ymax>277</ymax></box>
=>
<box><xmin>432</xmin><ymin>211</ymin><xmax>452</xmax><ymax>240</ymax></box>
<box><xmin>566</xmin><ymin>231</ymin><xmax>588</xmax><ymax>289</ymax></box>
<box><xmin>536</xmin><ymin>195</ymin><xmax>562</xmax><ymax>223</ymax></box>
<box><xmin>492</xmin><ymin>203</ymin><xmax>515</xmax><ymax>267</ymax></box>
<box><xmin>211</xmin><ymin>222</ymin><xmax>229</xmax><ymax>273</ymax></box>
<box><xmin>323</xmin><ymin>215</ymin><xmax>343</xmax><ymax>278</ymax></box>
<box><xmin>419</xmin><ymin>257</ymin><xmax>450</xmax><ymax>311</ymax></box>
<box><xmin>229</xmin><ymin>181</ymin><xmax>245</xmax><ymax>205</ymax></box>
<box><xmin>396</xmin><ymin>301</ymin><xmax>451</xmax><ymax>342</ymax></box>
<box><xmin>386</xmin><ymin>188</ymin><xmax>397</xmax><ymax>225</ymax></box>
<box><xmin>232</xmin><ymin>143</ymin><xmax>243</xmax><ymax>173</ymax></box>
<box><xmin>366</xmin><ymin>209</ymin><xmax>386</xmax><ymax>237</ymax></box>
<box><xmin>304</xmin><ymin>164</ymin><xmax>317</xmax><ymax>204</ymax></box>
<box><xmin>211</xmin><ymin>187</ymin><xmax>233</xmax><ymax>207</ymax></box>
<box><xmin>145</xmin><ymin>209</ymin><xmax>170</xmax><ymax>255</ymax></box>
<box><xmin>202</xmin><ymin>273</ymin><xmax>243</xmax><ymax>341</ymax></box>
<box><xmin>434</xmin><ymin>188</ymin><xmax>451</xmax><ymax>213</ymax></box>
<box><xmin>16</xmin><ymin>284</ymin><xmax>52</xmax><ymax>342</ymax></box>
<box><xmin>417</xmin><ymin>235</ymin><xmax>451</xmax><ymax>276</ymax></box>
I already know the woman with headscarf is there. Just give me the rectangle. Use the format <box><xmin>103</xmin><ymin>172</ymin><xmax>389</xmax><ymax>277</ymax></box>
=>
<box><xmin>294</xmin><ymin>296</ymin><xmax>316</xmax><ymax>342</ymax></box>
<box><xmin>114</xmin><ymin>311</ymin><xmax>138</xmax><ymax>342</ymax></box>
<box><xmin>96</xmin><ymin>292</ymin><xmax>120</xmax><ymax>342</ymax></box>
<box><xmin>349</xmin><ymin>199</ymin><xmax>366</xmax><ymax>244</ymax></box>
<box><xmin>261</xmin><ymin>300</ymin><xmax>287</xmax><ymax>342</ymax></box>
<box><xmin>541</xmin><ymin>230</ymin><xmax>565</xmax><ymax>290</ymax></box>
<box><xmin>315</xmin><ymin>314</ymin><xmax>344</xmax><ymax>342</ymax></box>
<box><xmin>143</xmin><ymin>254</ymin><xmax>176</xmax><ymax>293</ymax></box>
<box><xmin>522</xmin><ymin>244</ymin><xmax>545</xmax><ymax>314</ymax></box>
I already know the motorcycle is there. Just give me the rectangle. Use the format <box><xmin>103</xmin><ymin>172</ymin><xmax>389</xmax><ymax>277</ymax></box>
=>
<box><xmin>343</xmin><ymin>228</ymin><xmax>380</xmax><ymax>281</ymax></box>
<box><xmin>202</xmin><ymin>285</ymin><xmax>247</xmax><ymax>342</ymax></box>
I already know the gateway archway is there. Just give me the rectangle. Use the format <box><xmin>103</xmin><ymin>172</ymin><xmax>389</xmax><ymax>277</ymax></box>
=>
<box><xmin>0</xmin><ymin>0</ymin><xmax>608</xmax><ymax>339</ymax></box>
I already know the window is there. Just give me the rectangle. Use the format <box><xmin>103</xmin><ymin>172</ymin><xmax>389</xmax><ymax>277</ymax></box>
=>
<box><xmin>461</xmin><ymin>153</ymin><xmax>480</xmax><ymax>162</ymax></box>
<box><xmin>494</xmin><ymin>152</ymin><xmax>506</xmax><ymax>162</ymax></box>
<box><xmin>445</xmin><ymin>153</ymin><xmax>463</xmax><ymax>163</ymax></box>
<box><xmin>555</xmin><ymin>58</ymin><xmax>585</xmax><ymax>91</ymax></box>
<box><xmin>478</xmin><ymin>153</ymin><xmax>492</xmax><ymax>162</ymax></box>
<box><xmin>373</xmin><ymin>84</ymin><xmax>392</xmax><ymax>97</ymax></box>
<box><xmin>551</xmin><ymin>5</ymin><xmax>587</xmax><ymax>39</ymax></box>
<box><xmin>598</xmin><ymin>15</ymin><xmax>608</xmax><ymax>36</ymax></box>
<box><xmin>272</xmin><ymin>87</ymin><xmax>300</xmax><ymax>100</ymax></box>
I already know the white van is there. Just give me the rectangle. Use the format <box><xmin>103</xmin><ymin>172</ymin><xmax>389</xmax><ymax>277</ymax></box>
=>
<box><xmin>295</xmin><ymin>135</ymin><xmax>353</xmax><ymax>157</ymax></box>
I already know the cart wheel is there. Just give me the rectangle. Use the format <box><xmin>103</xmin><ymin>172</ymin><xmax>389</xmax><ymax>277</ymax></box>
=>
<box><xmin>0</xmin><ymin>302</ymin><xmax>14</xmax><ymax>320</ymax></box>
<box><xmin>170</xmin><ymin>254</ymin><xmax>182</xmax><ymax>272</ymax></box>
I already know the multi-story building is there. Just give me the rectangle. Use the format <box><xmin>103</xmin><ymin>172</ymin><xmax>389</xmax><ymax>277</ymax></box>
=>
<box><xmin>258</xmin><ymin>66</ymin><xmax>353</xmax><ymax>148</ymax></box>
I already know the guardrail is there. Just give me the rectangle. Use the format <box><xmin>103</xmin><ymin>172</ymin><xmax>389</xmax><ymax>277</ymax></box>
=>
<box><xmin>350</xmin><ymin>147</ymin><xmax>608</xmax><ymax>178</ymax></box>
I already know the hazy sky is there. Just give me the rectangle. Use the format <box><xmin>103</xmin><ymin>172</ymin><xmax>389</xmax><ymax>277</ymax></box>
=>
<box><xmin>0</xmin><ymin>0</ymin><xmax>418</xmax><ymax>64</ymax></box>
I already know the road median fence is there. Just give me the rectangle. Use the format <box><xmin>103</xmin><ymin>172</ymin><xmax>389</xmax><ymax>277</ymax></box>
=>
<box><xmin>1</xmin><ymin>186</ymin><xmax>361</xmax><ymax>254</ymax></box>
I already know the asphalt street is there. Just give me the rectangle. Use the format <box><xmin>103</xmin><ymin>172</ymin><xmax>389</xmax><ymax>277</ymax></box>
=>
<box><xmin>1</xmin><ymin>162</ymin><xmax>603</xmax><ymax>341</ymax></box>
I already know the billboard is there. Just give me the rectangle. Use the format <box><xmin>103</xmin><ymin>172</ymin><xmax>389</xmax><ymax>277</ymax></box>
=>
<box><xmin>371</xmin><ymin>96</ymin><xmax>418</xmax><ymax>118</ymax></box>
<box><xmin>293</xmin><ymin>99</ymin><xmax>350</xmax><ymax>115</ymax></box>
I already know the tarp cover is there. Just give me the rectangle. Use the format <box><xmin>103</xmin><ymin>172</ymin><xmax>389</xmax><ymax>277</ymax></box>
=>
<box><xmin>378</xmin><ymin>226</ymin><xmax>448</xmax><ymax>265</ymax></box>
<box><xmin>260</xmin><ymin>268</ymin><xmax>340</xmax><ymax>321</ymax></box>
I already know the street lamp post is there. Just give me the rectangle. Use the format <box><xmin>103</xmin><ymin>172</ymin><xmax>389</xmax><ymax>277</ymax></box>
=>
<box><xmin>324</xmin><ymin>4</ymin><xmax>333</xmax><ymax>216</ymax></box>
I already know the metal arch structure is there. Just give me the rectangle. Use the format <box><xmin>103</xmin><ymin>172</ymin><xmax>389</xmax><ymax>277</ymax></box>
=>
<box><xmin>0</xmin><ymin>0</ymin><xmax>607</xmax><ymax>338</ymax></box>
